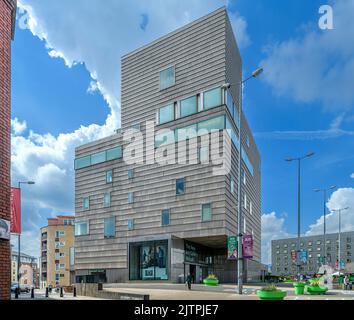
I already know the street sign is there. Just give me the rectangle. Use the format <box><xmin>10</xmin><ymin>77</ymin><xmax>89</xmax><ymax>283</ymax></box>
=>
<box><xmin>227</xmin><ymin>236</ymin><xmax>237</xmax><ymax>260</ymax></box>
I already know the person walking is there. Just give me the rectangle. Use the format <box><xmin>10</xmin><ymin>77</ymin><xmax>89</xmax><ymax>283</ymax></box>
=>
<box><xmin>186</xmin><ymin>273</ymin><xmax>193</xmax><ymax>290</ymax></box>
<box><xmin>343</xmin><ymin>275</ymin><xmax>349</xmax><ymax>290</ymax></box>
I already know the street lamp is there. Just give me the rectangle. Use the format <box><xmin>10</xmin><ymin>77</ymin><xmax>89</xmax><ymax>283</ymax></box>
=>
<box><xmin>16</xmin><ymin>181</ymin><xmax>35</xmax><ymax>295</ymax></box>
<box><xmin>314</xmin><ymin>186</ymin><xmax>336</xmax><ymax>265</ymax></box>
<box><xmin>285</xmin><ymin>152</ymin><xmax>315</xmax><ymax>279</ymax></box>
<box><xmin>222</xmin><ymin>67</ymin><xmax>263</xmax><ymax>295</ymax></box>
<box><xmin>331</xmin><ymin>207</ymin><xmax>349</xmax><ymax>271</ymax></box>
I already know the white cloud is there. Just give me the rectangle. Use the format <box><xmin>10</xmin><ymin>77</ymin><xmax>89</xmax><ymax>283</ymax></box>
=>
<box><xmin>306</xmin><ymin>188</ymin><xmax>354</xmax><ymax>236</ymax></box>
<box><xmin>12</xmin><ymin>1</ymin><xmax>250</xmax><ymax>258</ymax></box>
<box><xmin>11</xmin><ymin>117</ymin><xmax>27</xmax><ymax>135</ymax></box>
<box><xmin>261</xmin><ymin>212</ymin><xmax>293</xmax><ymax>265</ymax></box>
<box><xmin>350</xmin><ymin>173</ymin><xmax>354</xmax><ymax>179</ymax></box>
<box><xmin>260</xmin><ymin>0</ymin><xmax>354</xmax><ymax>112</ymax></box>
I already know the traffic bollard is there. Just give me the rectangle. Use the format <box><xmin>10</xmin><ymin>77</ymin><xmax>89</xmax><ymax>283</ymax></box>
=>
<box><xmin>31</xmin><ymin>287</ymin><xmax>34</xmax><ymax>299</ymax></box>
<box><xmin>60</xmin><ymin>287</ymin><xmax>63</xmax><ymax>298</ymax></box>
<box><xmin>73</xmin><ymin>286</ymin><xmax>76</xmax><ymax>297</ymax></box>
<box><xmin>45</xmin><ymin>287</ymin><xmax>49</xmax><ymax>298</ymax></box>
<box><xmin>15</xmin><ymin>287</ymin><xmax>19</xmax><ymax>299</ymax></box>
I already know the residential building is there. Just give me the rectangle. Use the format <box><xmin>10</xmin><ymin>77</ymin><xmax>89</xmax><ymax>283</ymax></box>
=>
<box><xmin>271</xmin><ymin>231</ymin><xmax>354</xmax><ymax>276</ymax></box>
<box><xmin>40</xmin><ymin>216</ymin><xmax>75</xmax><ymax>288</ymax></box>
<box><xmin>0</xmin><ymin>0</ymin><xmax>16</xmax><ymax>300</ymax></box>
<box><xmin>11</xmin><ymin>251</ymin><xmax>38</xmax><ymax>287</ymax></box>
<box><xmin>74</xmin><ymin>7</ymin><xmax>261</xmax><ymax>284</ymax></box>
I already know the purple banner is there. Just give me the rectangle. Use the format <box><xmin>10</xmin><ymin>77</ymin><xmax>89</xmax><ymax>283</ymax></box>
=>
<box><xmin>243</xmin><ymin>235</ymin><xmax>253</xmax><ymax>259</ymax></box>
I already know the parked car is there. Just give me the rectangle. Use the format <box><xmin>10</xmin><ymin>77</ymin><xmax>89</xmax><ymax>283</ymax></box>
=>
<box><xmin>11</xmin><ymin>283</ymin><xmax>31</xmax><ymax>293</ymax></box>
<box><xmin>11</xmin><ymin>283</ymin><xmax>18</xmax><ymax>293</ymax></box>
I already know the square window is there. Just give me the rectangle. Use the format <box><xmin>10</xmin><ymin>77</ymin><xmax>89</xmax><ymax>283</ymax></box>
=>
<box><xmin>104</xmin><ymin>216</ymin><xmax>115</xmax><ymax>238</ymax></box>
<box><xmin>160</xmin><ymin>66</ymin><xmax>175</xmax><ymax>90</ymax></box>
<box><xmin>131</xmin><ymin>123</ymin><xmax>141</xmax><ymax>131</ymax></box>
<box><xmin>180</xmin><ymin>96</ymin><xmax>197</xmax><ymax>118</ymax></box>
<box><xmin>104</xmin><ymin>192</ymin><xmax>111</xmax><ymax>208</ymax></box>
<box><xmin>176</xmin><ymin>178</ymin><xmax>185</xmax><ymax>195</ymax></box>
<box><xmin>201</xmin><ymin>203</ymin><xmax>212</xmax><ymax>222</ymax></box>
<box><xmin>161</xmin><ymin>209</ymin><xmax>170</xmax><ymax>226</ymax></box>
<box><xmin>106</xmin><ymin>146</ymin><xmax>122</xmax><ymax>161</ymax></box>
<box><xmin>159</xmin><ymin>104</ymin><xmax>175</xmax><ymax>124</ymax></box>
<box><xmin>128</xmin><ymin>192</ymin><xmax>134</xmax><ymax>204</ymax></box>
<box><xmin>128</xmin><ymin>169</ymin><xmax>134</xmax><ymax>179</ymax></box>
<box><xmin>203</xmin><ymin>88</ymin><xmax>222</xmax><ymax>110</ymax></box>
<box><xmin>75</xmin><ymin>221</ymin><xmax>89</xmax><ymax>236</ymax></box>
<box><xmin>106</xmin><ymin>170</ymin><xmax>113</xmax><ymax>183</ymax></box>
<box><xmin>83</xmin><ymin>197</ymin><xmax>90</xmax><ymax>210</ymax></box>
<box><xmin>128</xmin><ymin>219</ymin><xmax>134</xmax><ymax>231</ymax></box>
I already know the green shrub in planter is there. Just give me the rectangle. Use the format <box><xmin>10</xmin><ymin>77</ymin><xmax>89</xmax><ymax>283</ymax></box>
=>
<box><xmin>256</xmin><ymin>285</ymin><xmax>287</xmax><ymax>300</ymax></box>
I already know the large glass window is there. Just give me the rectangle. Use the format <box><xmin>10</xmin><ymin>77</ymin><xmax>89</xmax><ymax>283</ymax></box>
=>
<box><xmin>226</xmin><ymin>90</ymin><xmax>234</xmax><ymax>118</ymax></box>
<box><xmin>180</xmin><ymin>96</ymin><xmax>197</xmax><ymax>118</ymax></box>
<box><xmin>197</xmin><ymin>115</ymin><xmax>225</xmax><ymax>133</ymax></box>
<box><xmin>104</xmin><ymin>216</ymin><xmax>115</xmax><ymax>238</ymax></box>
<box><xmin>91</xmin><ymin>151</ymin><xmax>106</xmax><ymax>165</ymax></box>
<box><xmin>75</xmin><ymin>156</ymin><xmax>91</xmax><ymax>169</ymax></box>
<box><xmin>83</xmin><ymin>197</ymin><xmax>90</xmax><ymax>210</ymax></box>
<box><xmin>129</xmin><ymin>240</ymin><xmax>168</xmax><ymax>280</ymax></box>
<box><xmin>159</xmin><ymin>104</ymin><xmax>174</xmax><ymax>124</ymax></box>
<box><xmin>160</xmin><ymin>66</ymin><xmax>175</xmax><ymax>90</ymax></box>
<box><xmin>155</xmin><ymin>130</ymin><xmax>175</xmax><ymax>148</ymax></box>
<box><xmin>106</xmin><ymin>170</ymin><xmax>113</xmax><ymax>183</ymax></box>
<box><xmin>176</xmin><ymin>178</ymin><xmax>185</xmax><ymax>195</ymax></box>
<box><xmin>203</xmin><ymin>88</ymin><xmax>222</xmax><ymax>110</ymax></box>
<box><xmin>75</xmin><ymin>221</ymin><xmax>89</xmax><ymax>236</ymax></box>
<box><xmin>175</xmin><ymin>124</ymin><xmax>197</xmax><ymax>142</ymax></box>
<box><xmin>106</xmin><ymin>146</ymin><xmax>122</xmax><ymax>161</ymax></box>
<box><xmin>103</xmin><ymin>192</ymin><xmax>111</xmax><ymax>208</ymax></box>
<box><xmin>201</xmin><ymin>203</ymin><xmax>212</xmax><ymax>222</ymax></box>
<box><xmin>161</xmin><ymin>209</ymin><xmax>170</xmax><ymax>226</ymax></box>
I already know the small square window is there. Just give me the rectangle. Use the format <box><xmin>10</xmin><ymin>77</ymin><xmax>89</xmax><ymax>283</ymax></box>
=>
<box><xmin>159</xmin><ymin>104</ymin><xmax>175</xmax><ymax>124</ymax></box>
<box><xmin>128</xmin><ymin>219</ymin><xmax>134</xmax><ymax>231</ymax></box>
<box><xmin>201</xmin><ymin>203</ymin><xmax>212</xmax><ymax>222</ymax></box>
<box><xmin>104</xmin><ymin>216</ymin><xmax>115</xmax><ymax>238</ymax></box>
<box><xmin>128</xmin><ymin>169</ymin><xmax>134</xmax><ymax>179</ymax></box>
<box><xmin>160</xmin><ymin>66</ymin><xmax>175</xmax><ymax>90</ymax></box>
<box><xmin>128</xmin><ymin>192</ymin><xmax>134</xmax><ymax>204</ymax></box>
<box><xmin>83</xmin><ymin>197</ymin><xmax>90</xmax><ymax>210</ymax></box>
<box><xmin>180</xmin><ymin>96</ymin><xmax>197</xmax><ymax>118</ymax></box>
<box><xmin>176</xmin><ymin>178</ymin><xmax>185</xmax><ymax>195</ymax></box>
<box><xmin>161</xmin><ymin>209</ymin><xmax>170</xmax><ymax>226</ymax></box>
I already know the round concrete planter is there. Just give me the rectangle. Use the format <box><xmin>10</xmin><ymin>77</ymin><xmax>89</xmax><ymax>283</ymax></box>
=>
<box><xmin>305</xmin><ymin>285</ymin><xmax>328</xmax><ymax>295</ymax></box>
<box><xmin>256</xmin><ymin>290</ymin><xmax>287</xmax><ymax>300</ymax></box>
<box><xmin>293</xmin><ymin>282</ymin><xmax>306</xmax><ymax>295</ymax></box>
<box><xmin>203</xmin><ymin>279</ymin><xmax>219</xmax><ymax>286</ymax></box>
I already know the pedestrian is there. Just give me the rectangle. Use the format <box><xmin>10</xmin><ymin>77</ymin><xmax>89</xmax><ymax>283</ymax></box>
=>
<box><xmin>343</xmin><ymin>275</ymin><xmax>349</xmax><ymax>290</ymax></box>
<box><xmin>186</xmin><ymin>273</ymin><xmax>193</xmax><ymax>290</ymax></box>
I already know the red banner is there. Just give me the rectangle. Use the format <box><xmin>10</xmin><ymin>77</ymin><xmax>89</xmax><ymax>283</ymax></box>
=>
<box><xmin>10</xmin><ymin>187</ymin><xmax>21</xmax><ymax>234</ymax></box>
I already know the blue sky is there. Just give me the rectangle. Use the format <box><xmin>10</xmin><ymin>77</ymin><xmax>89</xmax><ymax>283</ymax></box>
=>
<box><xmin>10</xmin><ymin>0</ymin><xmax>354</xmax><ymax>264</ymax></box>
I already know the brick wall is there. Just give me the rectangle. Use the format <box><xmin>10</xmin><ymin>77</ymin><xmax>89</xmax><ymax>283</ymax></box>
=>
<box><xmin>0</xmin><ymin>0</ymin><xmax>14</xmax><ymax>300</ymax></box>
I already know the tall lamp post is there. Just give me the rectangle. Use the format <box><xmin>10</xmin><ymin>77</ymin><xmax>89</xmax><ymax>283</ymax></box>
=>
<box><xmin>222</xmin><ymin>67</ymin><xmax>263</xmax><ymax>295</ymax></box>
<box><xmin>331</xmin><ymin>207</ymin><xmax>349</xmax><ymax>271</ymax></box>
<box><xmin>16</xmin><ymin>181</ymin><xmax>35</xmax><ymax>294</ymax></box>
<box><xmin>285</xmin><ymin>152</ymin><xmax>315</xmax><ymax>279</ymax></box>
<box><xmin>314</xmin><ymin>186</ymin><xmax>336</xmax><ymax>265</ymax></box>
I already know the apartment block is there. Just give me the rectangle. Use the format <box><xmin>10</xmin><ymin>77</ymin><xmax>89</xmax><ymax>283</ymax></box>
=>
<box><xmin>11</xmin><ymin>251</ymin><xmax>38</xmax><ymax>288</ymax></box>
<box><xmin>0</xmin><ymin>0</ymin><xmax>16</xmax><ymax>300</ymax></box>
<box><xmin>74</xmin><ymin>7</ymin><xmax>261</xmax><ymax>284</ymax></box>
<box><xmin>271</xmin><ymin>231</ymin><xmax>354</xmax><ymax>276</ymax></box>
<box><xmin>40</xmin><ymin>216</ymin><xmax>75</xmax><ymax>288</ymax></box>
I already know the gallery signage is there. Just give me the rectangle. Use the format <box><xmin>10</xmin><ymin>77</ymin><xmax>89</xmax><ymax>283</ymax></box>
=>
<box><xmin>227</xmin><ymin>236</ymin><xmax>238</xmax><ymax>260</ymax></box>
<box><xmin>242</xmin><ymin>235</ymin><xmax>253</xmax><ymax>259</ymax></box>
<box><xmin>0</xmin><ymin>219</ymin><xmax>10</xmax><ymax>240</ymax></box>
<box><xmin>11</xmin><ymin>187</ymin><xmax>21</xmax><ymax>234</ymax></box>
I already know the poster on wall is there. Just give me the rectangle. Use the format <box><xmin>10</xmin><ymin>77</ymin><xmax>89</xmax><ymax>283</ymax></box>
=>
<box><xmin>227</xmin><ymin>236</ymin><xmax>238</xmax><ymax>260</ymax></box>
<box><xmin>0</xmin><ymin>219</ymin><xmax>11</xmax><ymax>240</ymax></box>
<box><xmin>291</xmin><ymin>250</ymin><xmax>297</xmax><ymax>263</ymax></box>
<box><xmin>299</xmin><ymin>249</ymin><xmax>308</xmax><ymax>264</ymax></box>
<box><xmin>243</xmin><ymin>235</ymin><xmax>253</xmax><ymax>259</ymax></box>
<box><xmin>10</xmin><ymin>187</ymin><xmax>21</xmax><ymax>234</ymax></box>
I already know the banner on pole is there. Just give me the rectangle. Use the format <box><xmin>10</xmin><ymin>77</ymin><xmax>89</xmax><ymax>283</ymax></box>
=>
<box><xmin>243</xmin><ymin>234</ymin><xmax>253</xmax><ymax>259</ymax></box>
<box><xmin>291</xmin><ymin>250</ymin><xmax>297</xmax><ymax>263</ymax></box>
<box><xmin>299</xmin><ymin>249</ymin><xmax>308</xmax><ymax>264</ymax></box>
<box><xmin>11</xmin><ymin>187</ymin><xmax>21</xmax><ymax>234</ymax></box>
<box><xmin>227</xmin><ymin>236</ymin><xmax>238</xmax><ymax>260</ymax></box>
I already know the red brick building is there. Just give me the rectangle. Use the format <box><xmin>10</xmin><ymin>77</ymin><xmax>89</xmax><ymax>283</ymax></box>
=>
<box><xmin>0</xmin><ymin>0</ymin><xmax>16</xmax><ymax>300</ymax></box>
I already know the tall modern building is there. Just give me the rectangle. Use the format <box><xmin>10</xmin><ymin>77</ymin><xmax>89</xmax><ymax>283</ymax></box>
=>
<box><xmin>0</xmin><ymin>0</ymin><xmax>16</xmax><ymax>300</ymax></box>
<box><xmin>74</xmin><ymin>7</ymin><xmax>261</xmax><ymax>284</ymax></box>
<box><xmin>271</xmin><ymin>231</ymin><xmax>354</xmax><ymax>276</ymax></box>
<box><xmin>40</xmin><ymin>216</ymin><xmax>75</xmax><ymax>288</ymax></box>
